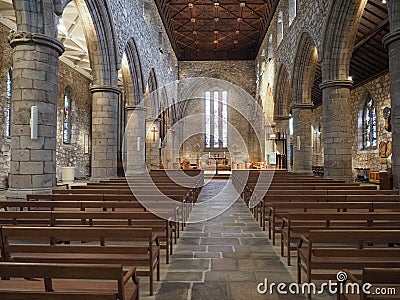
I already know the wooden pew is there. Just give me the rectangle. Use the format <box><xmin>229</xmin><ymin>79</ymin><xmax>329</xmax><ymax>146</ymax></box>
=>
<box><xmin>0</xmin><ymin>262</ymin><xmax>139</xmax><ymax>300</ymax></box>
<box><xmin>1</xmin><ymin>226</ymin><xmax>160</xmax><ymax>296</ymax></box>
<box><xmin>281</xmin><ymin>211</ymin><xmax>400</xmax><ymax>266</ymax></box>
<box><xmin>28</xmin><ymin>193</ymin><xmax>185</xmax><ymax>235</ymax></box>
<box><xmin>51</xmin><ymin>211</ymin><xmax>173</xmax><ymax>264</ymax></box>
<box><xmin>0</xmin><ymin>205</ymin><xmax>175</xmax><ymax>264</ymax></box>
<box><xmin>297</xmin><ymin>230</ymin><xmax>400</xmax><ymax>285</ymax></box>
<box><xmin>262</xmin><ymin>194</ymin><xmax>400</xmax><ymax>235</ymax></box>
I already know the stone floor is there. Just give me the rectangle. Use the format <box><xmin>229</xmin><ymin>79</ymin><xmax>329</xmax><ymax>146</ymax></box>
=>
<box><xmin>148</xmin><ymin>179</ymin><xmax>335</xmax><ymax>300</ymax></box>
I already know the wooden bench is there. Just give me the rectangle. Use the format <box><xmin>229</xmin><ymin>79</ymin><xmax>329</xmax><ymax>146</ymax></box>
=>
<box><xmin>281</xmin><ymin>211</ymin><xmax>400</xmax><ymax>266</ymax></box>
<box><xmin>340</xmin><ymin>268</ymin><xmax>400</xmax><ymax>300</ymax></box>
<box><xmin>0</xmin><ymin>262</ymin><xmax>139</xmax><ymax>300</ymax></box>
<box><xmin>1</xmin><ymin>226</ymin><xmax>160</xmax><ymax>296</ymax></box>
<box><xmin>0</xmin><ymin>209</ymin><xmax>173</xmax><ymax>265</ymax></box>
<box><xmin>51</xmin><ymin>211</ymin><xmax>173</xmax><ymax>264</ymax></box>
<box><xmin>297</xmin><ymin>230</ymin><xmax>400</xmax><ymax>285</ymax></box>
<box><xmin>262</xmin><ymin>194</ymin><xmax>400</xmax><ymax>235</ymax></box>
<box><xmin>0</xmin><ymin>199</ymin><xmax>179</xmax><ymax>241</ymax></box>
<box><xmin>28</xmin><ymin>193</ymin><xmax>185</xmax><ymax>223</ymax></box>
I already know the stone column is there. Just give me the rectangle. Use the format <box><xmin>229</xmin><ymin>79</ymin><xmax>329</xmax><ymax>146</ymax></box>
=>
<box><xmin>383</xmin><ymin>3</ymin><xmax>400</xmax><ymax>188</ymax></box>
<box><xmin>320</xmin><ymin>80</ymin><xmax>354</xmax><ymax>182</ymax></box>
<box><xmin>7</xmin><ymin>31</ymin><xmax>64</xmax><ymax>198</ymax></box>
<box><xmin>145</xmin><ymin>118</ymin><xmax>161</xmax><ymax>169</ymax></box>
<box><xmin>125</xmin><ymin>106</ymin><xmax>146</xmax><ymax>174</ymax></box>
<box><xmin>90</xmin><ymin>85</ymin><xmax>120</xmax><ymax>180</ymax></box>
<box><xmin>292</xmin><ymin>103</ymin><xmax>313</xmax><ymax>173</ymax></box>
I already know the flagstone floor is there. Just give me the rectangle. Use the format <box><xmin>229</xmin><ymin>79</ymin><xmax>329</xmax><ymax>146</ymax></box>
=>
<box><xmin>140</xmin><ymin>179</ymin><xmax>335</xmax><ymax>300</ymax></box>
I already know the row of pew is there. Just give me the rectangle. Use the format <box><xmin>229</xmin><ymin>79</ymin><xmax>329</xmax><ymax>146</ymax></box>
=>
<box><xmin>232</xmin><ymin>170</ymin><xmax>400</xmax><ymax>300</ymax></box>
<box><xmin>0</xmin><ymin>169</ymin><xmax>203</xmax><ymax>299</ymax></box>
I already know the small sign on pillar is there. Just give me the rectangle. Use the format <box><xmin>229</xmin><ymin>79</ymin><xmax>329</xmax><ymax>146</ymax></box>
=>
<box><xmin>30</xmin><ymin>106</ymin><xmax>38</xmax><ymax>139</ymax></box>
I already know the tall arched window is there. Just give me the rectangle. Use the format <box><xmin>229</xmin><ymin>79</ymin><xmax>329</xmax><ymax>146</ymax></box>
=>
<box><xmin>63</xmin><ymin>88</ymin><xmax>73</xmax><ymax>144</ymax></box>
<box><xmin>268</xmin><ymin>34</ymin><xmax>273</xmax><ymax>60</ymax></box>
<box><xmin>6</xmin><ymin>67</ymin><xmax>12</xmax><ymax>138</ymax></box>
<box><xmin>205</xmin><ymin>90</ymin><xmax>228</xmax><ymax>149</ymax></box>
<box><xmin>277</xmin><ymin>12</ymin><xmax>284</xmax><ymax>45</ymax></box>
<box><xmin>360</xmin><ymin>96</ymin><xmax>377</xmax><ymax>149</ymax></box>
<box><xmin>289</xmin><ymin>0</ymin><xmax>297</xmax><ymax>25</ymax></box>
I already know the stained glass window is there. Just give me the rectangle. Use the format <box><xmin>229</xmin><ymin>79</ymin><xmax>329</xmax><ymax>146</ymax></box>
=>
<box><xmin>205</xmin><ymin>90</ymin><xmax>228</xmax><ymax>149</ymax></box>
<box><xmin>205</xmin><ymin>91</ymin><xmax>211</xmax><ymax>148</ymax></box>
<box><xmin>222</xmin><ymin>91</ymin><xmax>228</xmax><ymax>148</ymax></box>
<box><xmin>213</xmin><ymin>91</ymin><xmax>219</xmax><ymax>148</ymax></box>
<box><xmin>63</xmin><ymin>89</ymin><xmax>72</xmax><ymax>144</ymax></box>
<box><xmin>363</xmin><ymin>98</ymin><xmax>377</xmax><ymax>149</ymax></box>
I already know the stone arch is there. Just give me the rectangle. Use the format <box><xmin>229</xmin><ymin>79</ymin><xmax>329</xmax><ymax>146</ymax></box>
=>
<box><xmin>274</xmin><ymin>64</ymin><xmax>291</xmax><ymax>117</ymax></box>
<box><xmin>292</xmin><ymin>31</ymin><xmax>319</xmax><ymax>104</ymax></box>
<box><xmin>124</xmin><ymin>38</ymin><xmax>145</xmax><ymax>106</ymax></box>
<box><xmin>70</xmin><ymin>0</ymin><xmax>119</xmax><ymax>86</ymax></box>
<box><xmin>321</xmin><ymin>0</ymin><xmax>367</xmax><ymax>81</ymax></box>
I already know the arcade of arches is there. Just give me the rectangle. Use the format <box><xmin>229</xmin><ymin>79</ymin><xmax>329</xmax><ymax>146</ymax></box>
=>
<box><xmin>0</xmin><ymin>0</ymin><xmax>398</xmax><ymax>194</ymax></box>
<box><xmin>0</xmin><ymin>0</ymin><xmax>400</xmax><ymax>299</ymax></box>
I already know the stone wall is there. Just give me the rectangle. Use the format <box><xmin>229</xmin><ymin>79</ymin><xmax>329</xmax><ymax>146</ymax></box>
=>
<box><xmin>109</xmin><ymin>0</ymin><xmax>178</xmax><ymax>94</ymax></box>
<box><xmin>179</xmin><ymin>60</ymin><xmax>257</xmax><ymax>97</ymax></box>
<box><xmin>56</xmin><ymin>62</ymin><xmax>92</xmax><ymax>180</ymax></box>
<box><xmin>350</xmin><ymin>74</ymin><xmax>392</xmax><ymax>174</ymax></box>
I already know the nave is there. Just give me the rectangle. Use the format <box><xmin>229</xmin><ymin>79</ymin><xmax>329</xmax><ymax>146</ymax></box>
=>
<box><xmin>156</xmin><ymin>179</ymin><xmax>295</xmax><ymax>300</ymax></box>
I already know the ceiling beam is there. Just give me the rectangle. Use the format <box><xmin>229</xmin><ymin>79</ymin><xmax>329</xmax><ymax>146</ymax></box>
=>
<box><xmin>353</xmin><ymin>16</ymin><xmax>389</xmax><ymax>51</ymax></box>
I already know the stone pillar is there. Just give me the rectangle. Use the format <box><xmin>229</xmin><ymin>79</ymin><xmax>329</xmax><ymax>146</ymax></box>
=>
<box><xmin>7</xmin><ymin>31</ymin><xmax>64</xmax><ymax>198</ymax></box>
<box><xmin>146</xmin><ymin>118</ymin><xmax>161</xmax><ymax>169</ymax></box>
<box><xmin>125</xmin><ymin>106</ymin><xmax>146</xmax><ymax>174</ymax></box>
<box><xmin>320</xmin><ymin>80</ymin><xmax>354</xmax><ymax>182</ymax></box>
<box><xmin>383</xmin><ymin>5</ymin><xmax>400</xmax><ymax>188</ymax></box>
<box><xmin>90</xmin><ymin>85</ymin><xmax>120</xmax><ymax>180</ymax></box>
<box><xmin>292</xmin><ymin>103</ymin><xmax>313</xmax><ymax>173</ymax></box>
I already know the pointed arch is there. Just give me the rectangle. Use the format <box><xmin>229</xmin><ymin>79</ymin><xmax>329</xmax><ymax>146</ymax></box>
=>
<box><xmin>275</xmin><ymin>65</ymin><xmax>291</xmax><ymax>117</ymax></box>
<box><xmin>124</xmin><ymin>38</ymin><xmax>145</xmax><ymax>106</ymax></box>
<box><xmin>321</xmin><ymin>0</ymin><xmax>367</xmax><ymax>81</ymax></box>
<box><xmin>70</xmin><ymin>0</ymin><xmax>119</xmax><ymax>86</ymax></box>
<box><xmin>292</xmin><ymin>31</ymin><xmax>319</xmax><ymax>104</ymax></box>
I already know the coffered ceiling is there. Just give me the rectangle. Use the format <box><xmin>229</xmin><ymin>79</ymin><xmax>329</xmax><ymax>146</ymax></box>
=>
<box><xmin>155</xmin><ymin>0</ymin><xmax>280</xmax><ymax>60</ymax></box>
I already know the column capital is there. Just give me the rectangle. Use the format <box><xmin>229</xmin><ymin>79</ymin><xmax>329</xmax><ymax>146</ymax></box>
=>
<box><xmin>291</xmin><ymin>103</ymin><xmax>314</xmax><ymax>110</ymax></box>
<box><xmin>320</xmin><ymin>79</ymin><xmax>353</xmax><ymax>90</ymax></box>
<box><xmin>126</xmin><ymin>105</ymin><xmax>147</xmax><ymax>112</ymax></box>
<box><xmin>8</xmin><ymin>30</ymin><xmax>65</xmax><ymax>56</ymax></box>
<box><xmin>383</xmin><ymin>29</ymin><xmax>400</xmax><ymax>49</ymax></box>
<box><xmin>90</xmin><ymin>85</ymin><xmax>121</xmax><ymax>95</ymax></box>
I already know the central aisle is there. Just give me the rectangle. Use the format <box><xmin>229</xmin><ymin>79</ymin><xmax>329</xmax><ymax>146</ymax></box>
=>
<box><xmin>155</xmin><ymin>179</ymin><xmax>294</xmax><ymax>300</ymax></box>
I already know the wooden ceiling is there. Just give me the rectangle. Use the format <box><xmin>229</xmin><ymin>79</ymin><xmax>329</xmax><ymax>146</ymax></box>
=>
<box><xmin>311</xmin><ymin>0</ymin><xmax>389</xmax><ymax>107</ymax></box>
<box><xmin>155</xmin><ymin>0</ymin><xmax>279</xmax><ymax>60</ymax></box>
